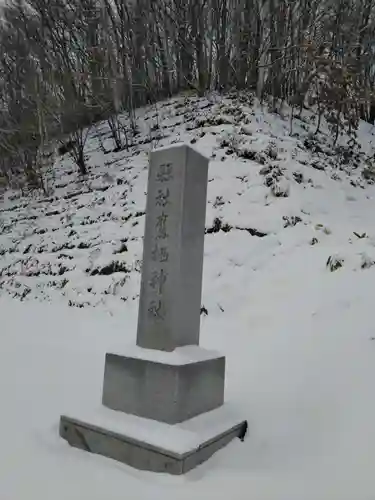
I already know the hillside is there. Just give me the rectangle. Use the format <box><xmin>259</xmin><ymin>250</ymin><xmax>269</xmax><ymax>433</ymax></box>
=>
<box><xmin>2</xmin><ymin>93</ymin><xmax>375</xmax><ymax>499</ymax></box>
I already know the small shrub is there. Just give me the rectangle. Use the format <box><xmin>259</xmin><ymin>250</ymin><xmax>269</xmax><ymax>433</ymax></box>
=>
<box><xmin>213</xmin><ymin>196</ymin><xmax>225</xmax><ymax>208</ymax></box>
<box><xmin>90</xmin><ymin>261</ymin><xmax>129</xmax><ymax>276</ymax></box>
<box><xmin>260</xmin><ymin>165</ymin><xmax>273</xmax><ymax>176</ymax></box>
<box><xmin>326</xmin><ymin>254</ymin><xmax>344</xmax><ymax>272</ymax></box>
<box><xmin>58</xmin><ymin>140</ymin><xmax>77</xmax><ymax>156</ymax></box>
<box><xmin>283</xmin><ymin>215</ymin><xmax>302</xmax><ymax>228</ymax></box>
<box><xmin>293</xmin><ymin>172</ymin><xmax>304</xmax><ymax>184</ymax></box>
<box><xmin>271</xmin><ymin>180</ymin><xmax>290</xmax><ymax>198</ymax></box>
<box><xmin>362</xmin><ymin>163</ymin><xmax>375</xmax><ymax>183</ymax></box>
<box><xmin>360</xmin><ymin>253</ymin><xmax>375</xmax><ymax>269</ymax></box>
<box><xmin>206</xmin><ymin>217</ymin><xmax>232</xmax><ymax>234</ymax></box>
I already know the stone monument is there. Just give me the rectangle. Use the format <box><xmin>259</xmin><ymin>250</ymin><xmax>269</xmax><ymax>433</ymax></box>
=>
<box><xmin>60</xmin><ymin>144</ymin><xmax>246</xmax><ymax>475</ymax></box>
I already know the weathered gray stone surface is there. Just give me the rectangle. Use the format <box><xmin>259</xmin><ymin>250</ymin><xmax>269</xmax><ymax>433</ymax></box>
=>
<box><xmin>136</xmin><ymin>144</ymin><xmax>209</xmax><ymax>352</ymax></box>
<box><xmin>60</xmin><ymin>413</ymin><xmax>246</xmax><ymax>475</ymax></box>
<box><xmin>59</xmin><ymin>144</ymin><xmax>245</xmax><ymax>475</ymax></box>
<box><xmin>102</xmin><ymin>351</ymin><xmax>225</xmax><ymax>424</ymax></box>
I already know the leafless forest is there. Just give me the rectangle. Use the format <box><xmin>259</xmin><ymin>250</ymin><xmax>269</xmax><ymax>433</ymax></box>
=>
<box><xmin>1</xmin><ymin>0</ymin><xmax>375</xmax><ymax>186</ymax></box>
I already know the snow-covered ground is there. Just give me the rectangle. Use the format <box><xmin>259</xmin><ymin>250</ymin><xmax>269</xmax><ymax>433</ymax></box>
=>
<box><xmin>2</xmin><ymin>93</ymin><xmax>375</xmax><ymax>499</ymax></box>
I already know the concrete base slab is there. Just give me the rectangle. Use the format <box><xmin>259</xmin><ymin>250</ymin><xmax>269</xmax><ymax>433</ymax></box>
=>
<box><xmin>60</xmin><ymin>405</ymin><xmax>246</xmax><ymax>475</ymax></box>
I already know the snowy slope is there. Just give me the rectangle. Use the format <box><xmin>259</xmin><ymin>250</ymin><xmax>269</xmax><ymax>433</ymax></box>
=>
<box><xmin>2</xmin><ymin>93</ymin><xmax>375</xmax><ymax>499</ymax></box>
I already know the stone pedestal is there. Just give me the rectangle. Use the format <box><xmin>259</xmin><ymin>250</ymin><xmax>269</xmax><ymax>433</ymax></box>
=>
<box><xmin>102</xmin><ymin>347</ymin><xmax>225</xmax><ymax>424</ymax></box>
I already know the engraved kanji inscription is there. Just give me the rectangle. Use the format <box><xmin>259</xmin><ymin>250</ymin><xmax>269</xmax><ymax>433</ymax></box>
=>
<box><xmin>149</xmin><ymin>268</ymin><xmax>167</xmax><ymax>295</ymax></box>
<box><xmin>148</xmin><ymin>299</ymin><xmax>166</xmax><ymax>320</ymax></box>
<box><xmin>155</xmin><ymin>212</ymin><xmax>168</xmax><ymax>239</ymax></box>
<box><xmin>151</xmin><ymin>243</ymin><xmax>169</xmax><ymax>263</ymax></box>
<box><xmin>155</xmin><ymin>187</ymin><xmax>170</xmax><ymax>208</ymax></box>
<box><xmin>156</xmin><ymin>162</ymin><xmax>173</xmax><ymax>183</ymax></box>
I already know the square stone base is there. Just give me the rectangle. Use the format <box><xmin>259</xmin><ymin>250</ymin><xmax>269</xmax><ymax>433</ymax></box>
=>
<box><xmin>102</xmin><ymin>346</ymin><xmax>225</xmax><ymax>424</ymax></box>
<box><xmin>60</xmin><ymin>406</ymin><xmax>246</xmax><ymax>475</ymax></box>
